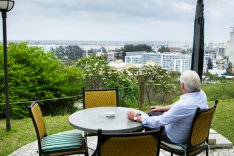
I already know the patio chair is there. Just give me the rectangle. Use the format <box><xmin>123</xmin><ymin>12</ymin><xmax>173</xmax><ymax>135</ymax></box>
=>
<box><xmin>161</xmin><ymin>100</ymin><xmax>218</xmax><ymax>156</ymax></box>
<box><xmin>96</xmin><ymin>127</ymin><xmax>164</xmax><ymax>156</ymax></box>
<box><xmin>28</xmin><ymin>101</ymin><xmax>89</xmax><ymax>156</ymax></box>
<box><xmin>82</xmin><ymin>87</ymin><xmax>119</xmax><ymax>109</ymax></box>
<box><xmin>82</xmin><ymin>87</ymin><xmax>119</xmax><ymax>150</ymax></box>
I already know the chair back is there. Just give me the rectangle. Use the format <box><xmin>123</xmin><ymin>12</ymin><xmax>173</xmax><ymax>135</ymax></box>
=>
<box><xmin>189</xmin><ymin>100</ymin><xmax>218</xmax><ymax>147</ymax></box>
<box><xmin>28</xmin><ymin>101</ymin><xmax>46</xmax><ymax>151</ymax></box>
<box><xmin>97</xmin><ymin>128</ymin><xmax>163</xmax><ymax>156</ymax></box>
<box><xmin>82</xmin><ymin>87</ymin><xmax>119</xmax><ymax>109</ymax></box>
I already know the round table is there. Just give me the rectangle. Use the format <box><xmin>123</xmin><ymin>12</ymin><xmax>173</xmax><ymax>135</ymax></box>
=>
<box><xmin>69</xmin><ymin>107</ymin><xmax>148</xmax><ymax>133</ymax></box>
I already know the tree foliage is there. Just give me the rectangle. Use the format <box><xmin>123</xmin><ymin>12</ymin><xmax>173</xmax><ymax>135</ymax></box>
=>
<box><xmin>0</xmin><ymin>43</ymin><xmax>82</xmax><ymax>118</ymax></box>
<box><xmin>100</xmin><ymin>47</ymin><xmax>108</xmax><ymax>59</ymax></box>
<box><xmin>125</xmin><ymin>65</ymin><xmax>176</xmax><ymax>109</ymax></box>
<box><xmin>51</xmin><ymin>45</ymin><xmax>85</xmax><ymax>65</ymax></box>
<box><xmin>76</xmin><ymin>56</ymin><xmax>138</xmax><ymax>105</ymax></box>
<box><xmin>122</xmin><ymin>44</ymin><xmax>152</xmax><ymax>52</ymax></box>
<box><xmin>226</xmin><ymin>62</ymin><xmax>232</xmax><ymax>74</ymax></box>
<box><xmin>76</xmin><ymin>56</ymin><xmax>110</xmax><ymax>89</ymax></box>
<box><xmin>158</xmin><ymin>46</ymin><xmax>170</xmax><ymax>53</ymax></box>
<box><xmin>0</xmin><ymin>43</ymin><xmax>184</xmax><ymax>118</ymax></box>
<box><xmin>120</xmin><ymin>44</ymin><xmax>152</xmax><ymax>61</ymax></box>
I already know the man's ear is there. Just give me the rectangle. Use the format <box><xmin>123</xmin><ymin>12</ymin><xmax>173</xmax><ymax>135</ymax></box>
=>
<box><xmin>181</xmin><ymin>82</ymin><xmax>185</xmax><ymax>90</ymax></box>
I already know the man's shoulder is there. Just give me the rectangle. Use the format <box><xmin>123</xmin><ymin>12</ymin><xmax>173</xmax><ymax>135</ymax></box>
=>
<box><xmin>174</xmin><ymin>94</ymin><xmax>206</xmax><ymax>108</ymax></box>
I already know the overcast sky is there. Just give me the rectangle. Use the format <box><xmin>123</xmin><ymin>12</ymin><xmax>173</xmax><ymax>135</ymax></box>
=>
<box><xmin>4</xmin><ymin>0</ymin><xmax>234</xmax><ymax>43</ymax></box>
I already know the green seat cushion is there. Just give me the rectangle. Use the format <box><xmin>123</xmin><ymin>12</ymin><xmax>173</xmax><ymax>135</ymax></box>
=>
<box><xmin>161</xmin><ymin>141</ymin><xmax>187</xmax><ymax>153</ymax></box>
<box><xmin>161</xmin><ymin>141</ymin><xmax>208</xmax><ymax>156</ymax></box>
<box><xmin>42</xmin><ymin>133</ymin><xmax>83</xmax><ymax>152</ymax></box>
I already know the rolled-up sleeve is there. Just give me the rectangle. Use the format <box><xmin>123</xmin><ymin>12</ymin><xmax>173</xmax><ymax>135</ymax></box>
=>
<box><xmin>142</xmin><ymin>115</ymin><xmax>164</xmax><ymax>128</ymax></box>
<box><xmin>141</xmin><ymin>104</ymin><xmax>186</xmax><ymax>129</ymax></box>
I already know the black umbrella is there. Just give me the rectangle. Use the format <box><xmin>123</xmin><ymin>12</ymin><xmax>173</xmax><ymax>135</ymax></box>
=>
<box><xmin>191</xmin><ymin>0</ymin><xmax>205</xmax><ymax>81</ymax></box>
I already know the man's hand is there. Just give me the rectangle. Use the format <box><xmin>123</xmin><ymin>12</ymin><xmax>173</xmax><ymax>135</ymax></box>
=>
<box><xmin>150</xmin><ymin>105</ymin><xmax>171</xmax><ymax>112</ymax></box>
<box><xmin>127</xmin><ymin>110</ymin><xmax>136</xmax><ymax>121</ymax></box>
<box><xmin>150</xmin><ymin>106</ymin><xmax>163</xmax><ymax>112</ymax></box>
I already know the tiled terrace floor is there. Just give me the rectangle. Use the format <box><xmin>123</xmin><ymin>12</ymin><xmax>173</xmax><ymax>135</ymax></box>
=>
<box><xmin>10</xmin><ymin>130</ymin><xmax>234</xmax><ymax>156</ymax></box>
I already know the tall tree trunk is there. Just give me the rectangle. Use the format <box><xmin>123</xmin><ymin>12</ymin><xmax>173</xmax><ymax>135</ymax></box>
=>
<box><xmin>139</xmin><ymin>83</ymin><xmax>145</xmax><ymax>109</ymax></box>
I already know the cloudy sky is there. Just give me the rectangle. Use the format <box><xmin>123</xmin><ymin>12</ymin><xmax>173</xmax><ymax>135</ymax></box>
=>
<box><xmin>5</xmin><ymin>0</ymin><xmax>234</xmax><ymax>43</ymax></box>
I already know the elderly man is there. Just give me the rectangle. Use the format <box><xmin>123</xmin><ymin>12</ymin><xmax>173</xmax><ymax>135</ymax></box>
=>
<box><xmin>127</xmin><ymin>70</ymin><xmax>208</xmax><ymax>144</ymax></box>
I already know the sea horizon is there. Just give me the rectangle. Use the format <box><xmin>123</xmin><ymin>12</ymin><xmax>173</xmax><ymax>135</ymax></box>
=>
<box><xmin>5</xmin><ymin>40</ymin><xmax>193</xmax><ymax>50</ymax></box>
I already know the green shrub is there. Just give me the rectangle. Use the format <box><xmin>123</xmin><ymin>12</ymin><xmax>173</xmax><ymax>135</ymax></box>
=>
<box><xmin>0</xmin><ymin>43</ymin><xmax>82</xmax><ymax>118</ymax></box>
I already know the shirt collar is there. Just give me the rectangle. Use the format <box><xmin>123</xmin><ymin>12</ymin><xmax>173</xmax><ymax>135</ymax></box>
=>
<box><xmin>180</xmin><ymin>90</ymin><xmax>201</xmax><ymax>100</ymax></box>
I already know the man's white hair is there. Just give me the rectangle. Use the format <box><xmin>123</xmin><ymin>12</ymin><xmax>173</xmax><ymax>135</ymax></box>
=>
<box><xmin>180</xmin><ymin>70</ymin><xmax>201</xmax><ymax>92</ymax></box>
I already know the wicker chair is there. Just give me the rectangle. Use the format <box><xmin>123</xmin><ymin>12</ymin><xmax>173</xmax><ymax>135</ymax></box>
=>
<box><xmin>82</xmin><ymin>87</ymin><xmax>119</xmax><ymax>151</ymax></box>
<box><xmin>161</xmin><ymin>100</ymin><xmax>218</xmax><ymax>156</ymax></box>
<box><xmin>96</xmin><ymin>128</ymin><xmax>164</xmax><ymax>156</ymax></box>
<box><xmin>82</xmin><ymin>87</ymin><xmax>119</xmax><ymax>109</ymax></box>
<box><xmin>28</xmin><ymin>101</ymin><xmax>88</xmax><ymax>156</ymax></box>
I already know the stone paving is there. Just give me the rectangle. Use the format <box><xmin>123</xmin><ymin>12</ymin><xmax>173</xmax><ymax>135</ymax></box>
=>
<box><xmin>10</xmin><ymin>130</ymin><xmax>234</xmax><ymax>156</ymax></box>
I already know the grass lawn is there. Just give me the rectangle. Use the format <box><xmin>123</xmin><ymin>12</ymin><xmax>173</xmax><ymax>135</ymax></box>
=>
<box><xmin>210</xmin><ymin>99</ymin><xmax>234</xmax><ymax>144</ymax></box>
<box><xmin>0</xmin><ymin>99</ymin><xmax>234</xmax><ymax>155</ymax></box>
<box><xmin>0</xmin><ymin>115</ymin><xmax>73</xmax><ymax>156</ymax></box>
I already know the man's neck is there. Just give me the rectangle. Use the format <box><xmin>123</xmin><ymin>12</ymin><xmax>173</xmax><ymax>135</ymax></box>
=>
<box><xmin>182</xmin><ymin>89</ymin><xmax>200</xmax><ymax>94</ymax></box>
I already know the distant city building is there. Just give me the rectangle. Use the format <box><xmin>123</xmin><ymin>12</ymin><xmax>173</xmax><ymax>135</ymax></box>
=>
<box><xmin>107</xmin><ymin>51</ymin><xmax>115</xmax><ymax>62</ymax></box>
<box><xmin>203</xmin><ymin>53</ymin><xmax>215</xmax><ymax>71</ymax></box>
<box><xmin>215</xmin><ymin>47</ymin><xmax>225</xmax><ymax>59</ymax></box>
<box><xmin>142</xmin><ymin>52</ymin><xmax>159</xmax><ymax>64</ymax></box>
<box><xmin>156</xmin><ymin>53</ymin><xmax>191</xmax><ymax>73</ymax></box>
<box><xmin>125</xmin><ymin>52</ymin><xmax>216</xmax><ymax>73</ymax></box>
<box><xmin>125</xmin><ymin>51</ymin><xmax>146</xmax><ymax>56</ymax></box>
<box><xmin>228</xmin><ymin>28</ymin><xmax>234</xmax><ymax>66</ymax></box>
<box><xmin>211</xmin><ymin>42</ymin><xmax>229</xmax><ymax>70</ymax></box>
<box><xmin>85</xmin><ymin>50</ymin><xmax>88</xmax><ymax>57</ymax></box>
<box><xmin>168</xmin><ymin>47</ymin><xmax>183</xmax><ymax>52</ymax></box>
<box><xmin>125</xmin><ymin>52</ymin><xmax>192</xmax><ymax>73</ymax></box>
<box><xmin>125</xmin><ymin>55</ymin><xmax>143</xmax><ymax>64</ymax></box>
<box><xmin>125</xmin><ymin>51</ymin><xmax>146</xmax><ymax>64</ymax></box>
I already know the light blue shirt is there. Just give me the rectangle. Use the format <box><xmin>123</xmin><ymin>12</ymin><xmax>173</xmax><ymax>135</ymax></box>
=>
<box><xmin>142</xmin><ymin>90</ymin><xmax>208</xmax><ymax>144</ymax></box>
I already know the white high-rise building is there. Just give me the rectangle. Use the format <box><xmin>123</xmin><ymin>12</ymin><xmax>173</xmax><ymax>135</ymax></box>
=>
<box><xmin>125</xmin><ymin>52</ymin><xmax>192</xmax><ymax>73</ymax></box>
<box><xmin>124</xmin><ymin>52</ymin><xmax>215</xmax><ymax>73</ymax></box>
<box><xmin>155</xmin><ymin>53</ymin><xmax>191</xmax><ymax>73</ymax></box>
<box><xmin>125</xmin><ymin>51</ymin><xmax>146</xmax><ymax>64</ymax></box>
<box><xmin>125</xmin><ymin>55</ymin><xmax>143</xmax><ymax>64</ymax></box>
<box><xmin>107</xmin><ymin>51</ymin><xmax>115</xmax><ymax>62</ymax></box>
<box><xmin>228</xmin><ymin>28</ymin><xmax>234</xmax><ymax>66</ymax></box>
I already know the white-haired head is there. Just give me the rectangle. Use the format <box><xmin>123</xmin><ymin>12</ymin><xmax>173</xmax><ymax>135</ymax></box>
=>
<box><xmin>180</xmin><ymin>70</ymin><xmax>201</xmax><ymax>92</ymax></box>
